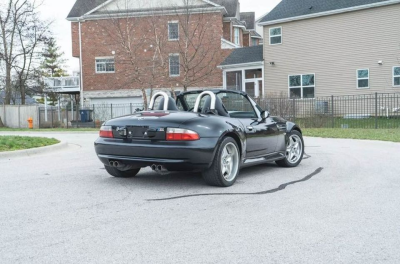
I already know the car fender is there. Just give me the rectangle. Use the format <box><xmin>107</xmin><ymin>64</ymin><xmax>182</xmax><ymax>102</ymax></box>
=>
<box><xmin>286</xmin><ymin>121</ymin><xmax>302</xmax><ymax>134</ymax></box>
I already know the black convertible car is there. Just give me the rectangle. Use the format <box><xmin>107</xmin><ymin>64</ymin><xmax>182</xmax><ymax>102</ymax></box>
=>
<box><xmin>94</xmin><ymin>90</ymin><xmax>304</xmax><ymax>187</ymax></box>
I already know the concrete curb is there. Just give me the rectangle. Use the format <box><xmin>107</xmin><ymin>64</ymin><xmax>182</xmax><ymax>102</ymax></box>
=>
<box><xmin>0</xmin><ymin>141</ymin><xmax>68</xmax><ymax>159</ymax></box>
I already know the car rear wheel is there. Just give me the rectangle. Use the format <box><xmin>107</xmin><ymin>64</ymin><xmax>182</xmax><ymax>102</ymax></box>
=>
<box><xmin>202</xmin><ymin>137</ymin><xmax>240</xmax><ymax>187</ymax></box>
<box><xmin>276</xmin><ymin>130</ymin><xmax>304</xmax><ymax>167</ymax></box>
<box><xmin>104</xmin><ymin>165</ymin><xmax>140</xmax><ymax>178</ymax></box>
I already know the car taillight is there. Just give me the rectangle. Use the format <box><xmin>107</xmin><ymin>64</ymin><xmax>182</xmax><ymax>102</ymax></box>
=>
<box><xmin>166</xmin><ymin>128</ymin><xmax>200</xmax><ymax>141</ymax></box>
<box><xmin>99</xmin><ymin>125</ymin><xmax>113</xmax><ymax>138</ymax></box>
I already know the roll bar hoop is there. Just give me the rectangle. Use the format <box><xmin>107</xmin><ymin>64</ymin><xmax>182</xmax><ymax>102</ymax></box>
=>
<box><xmin>148</xmin><ymin>92</ymin><xmax>170</xmax><ymax>111</ymax></box>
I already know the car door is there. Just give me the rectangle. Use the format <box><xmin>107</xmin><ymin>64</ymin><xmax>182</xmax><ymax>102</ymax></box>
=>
<box><xmin>219</xmin><ymin>92</ymin><xmax>279</xmax><ymax>158</ymax></box>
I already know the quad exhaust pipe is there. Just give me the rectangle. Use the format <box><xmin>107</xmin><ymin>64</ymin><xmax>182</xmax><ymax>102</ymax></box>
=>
<box><xmin>151</xmin><ymin>164</ymin><xmax>170</xmax><ymax>175</ymax></box>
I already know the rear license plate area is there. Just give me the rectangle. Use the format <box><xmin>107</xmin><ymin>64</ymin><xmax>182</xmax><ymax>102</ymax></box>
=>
<box><xmin>126</xmin><ymin>126</ymin><xmax>165</xmax><ymax>140</ymax></box>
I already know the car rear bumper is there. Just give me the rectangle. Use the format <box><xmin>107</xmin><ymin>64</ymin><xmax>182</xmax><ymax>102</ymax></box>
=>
<box><xmin>94</xmin><ymin>137</ymin><xmax>219</xmax><ymax>171</ymax></box>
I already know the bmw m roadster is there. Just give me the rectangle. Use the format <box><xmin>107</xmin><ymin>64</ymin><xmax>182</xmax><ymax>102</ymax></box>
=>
<box><xmin>94</xmin><ymin>90</ymin><xmax>304</xmax><ymax>187</ymax></box>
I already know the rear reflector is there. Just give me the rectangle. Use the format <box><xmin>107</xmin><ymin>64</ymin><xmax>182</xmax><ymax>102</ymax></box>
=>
<box><xmin>166</xmin><ymin>128</ymin><xmax>200</xmax><ymax>141</ymax></box>
<box><xmin>99</xmin><ymin>126</ymin><xmax>113</xmax><ymax>138</ymax></box>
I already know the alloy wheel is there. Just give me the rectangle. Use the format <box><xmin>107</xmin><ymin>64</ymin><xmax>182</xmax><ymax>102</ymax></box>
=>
<box><xmin>220</xmin><ymin>142</ymin><xmax>239</xmax><ymax>182</ymax></box>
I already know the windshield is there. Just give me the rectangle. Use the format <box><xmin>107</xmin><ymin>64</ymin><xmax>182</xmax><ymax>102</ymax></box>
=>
<box><xmin>177</xmin><ymin>91</ymin><xmax>262</xmax><ymax>118</ymax></box>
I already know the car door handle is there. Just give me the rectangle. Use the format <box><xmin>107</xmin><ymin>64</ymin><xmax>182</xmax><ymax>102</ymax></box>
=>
<box><xmin>247</xmin><ymin>126</ymin><xmax>254</xmax><ymax>131</ymax></box>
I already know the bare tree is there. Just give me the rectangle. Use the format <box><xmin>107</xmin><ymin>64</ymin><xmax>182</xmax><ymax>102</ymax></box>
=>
<box><xmin>0</xmin><ymin>0</ymin><xmax>50</xmax><ymax>104</ymax></box>
<box><xmin>174</xmin><ymin>0</ymin><xmax>225</xmax><ymax>91</ymax></box>
<box><xmin>100</xmin><ymin>1</ymin><xmax>170</xmax><ymax>109</ymax></box>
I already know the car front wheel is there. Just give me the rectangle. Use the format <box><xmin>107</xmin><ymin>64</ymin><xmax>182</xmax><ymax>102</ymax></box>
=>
<box><xmin>276</xmin><ymin>130</ymin><xmax>304</xmax><ymax>167</ymax></box>
<box><xmin>202</xmin><ymin>137</ymin><xmax>240</xmax><ymax>187</ymax></box>
<box><xmin>104</xmin><ymin>165</ymin><xmax>140</xmax><ymax>178</ymax></box>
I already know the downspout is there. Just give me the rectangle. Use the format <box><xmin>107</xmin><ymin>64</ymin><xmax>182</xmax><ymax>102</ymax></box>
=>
<box><xmin>78</xmin><ymin>20</ymin><xmax>84</xmax><ymax>107</ymax></box>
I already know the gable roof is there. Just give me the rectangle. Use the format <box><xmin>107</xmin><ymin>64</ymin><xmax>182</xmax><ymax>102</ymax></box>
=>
<box><xmin>260</xmin><ymin>0</ymin><xmax>395</xmax><ymax>24</ymax></box>
<box><xmin>68</xmin><ymin>0</ymin><xmax>108</xmax><ymax>18</ymax></box>
<box><xmin>211</xmin><ymin>0</ymin><xmax>238</xmax><ymax>17</ymax></box>
<box><xmin>68</xmin><ymin>0</ymin><xmax>237</xmax><ymax>19</ymax></box>
<box><xmin>240</xmin><ymin>12</ymin><xmax>255</xmax><ymax>30</ymax></box>
<box><xmin>220</xmin><ymin>45</ymin><xmax>263</xmax><ymax>66</ymax></box>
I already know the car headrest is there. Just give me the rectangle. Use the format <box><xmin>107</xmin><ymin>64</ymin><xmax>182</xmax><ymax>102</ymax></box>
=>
<box><xmin>202</xmin><ymin>96</ymin><xmax>230</xmax><ymax>117</ymax></box>
<box><xmin>157</xmin><ymin>97</ymin><xmax>179</xmax><ymax>111</ymax></box>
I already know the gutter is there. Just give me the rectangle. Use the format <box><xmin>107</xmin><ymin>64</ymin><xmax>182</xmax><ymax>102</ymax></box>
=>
<box><xmin>258</xmin><ymin>0</ymin><xmax>400</xmax><ymax>26</ymax></box>
<box><xmin>218</xmin><ymin>61</ymin><xmax>264</xmax><ymax>70</ymax></box>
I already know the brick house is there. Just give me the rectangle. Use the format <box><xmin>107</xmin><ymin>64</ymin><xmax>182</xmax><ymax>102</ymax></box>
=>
<box><xmin>67</xmin><ymin>0</ymin><xmax>261</xmax><ymax>105</ymax></box>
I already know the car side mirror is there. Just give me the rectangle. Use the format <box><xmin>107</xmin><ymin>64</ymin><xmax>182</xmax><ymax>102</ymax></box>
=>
<box><xmin>262</xmin><ymin>111</ymin><xmax>270</xmax><ymax>120</ymax></box>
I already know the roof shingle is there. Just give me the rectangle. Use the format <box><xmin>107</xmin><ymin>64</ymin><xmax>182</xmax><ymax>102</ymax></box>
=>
<box><xmin>220</xmin><ymin>45</ymin><xmax>263</xmax><ymax>66</ymax></box>
<box><xmin>240</xmin><ymin>12</ymin><xmax>255</xmax><ymax>30</ymax></box>
<box><xmin>260</xmin><ymin>0</ymin><xmax>390</xmax><ymax>23</ymax></box>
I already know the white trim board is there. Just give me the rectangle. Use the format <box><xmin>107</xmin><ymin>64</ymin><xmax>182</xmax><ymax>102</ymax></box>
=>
<box><xmin>67</xmin><ymin>7</ymin><xmax>225</xmax><ymax>21</ymax></box>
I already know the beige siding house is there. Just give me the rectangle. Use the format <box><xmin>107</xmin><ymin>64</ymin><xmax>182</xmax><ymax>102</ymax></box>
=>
<box><xmin>259</xmin><ymin>0</ymin><xmax>400</xmax><ymax>98</ymax></box>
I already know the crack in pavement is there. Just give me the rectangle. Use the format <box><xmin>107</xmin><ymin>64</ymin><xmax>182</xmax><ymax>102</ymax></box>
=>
<box><xmin>148</xmin><ymin>167</ymin><xmax>323</xmax><ymax>201</ymax></box>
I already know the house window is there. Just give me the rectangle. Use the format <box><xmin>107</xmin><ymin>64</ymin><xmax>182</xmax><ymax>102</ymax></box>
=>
<box><xmin>269</xmin><ymin>27</ymin><xmax>282</xmax><ymax>45</ymax></box>
<box><xmin>394</xmin><ymin>66</ymin><xmax>400</xmax><ymax>86</ymax></box>
<box><xmin>251</xmin><ymin>38</ymin><xmax>258</xmax><ymax>46</ymax></box>
<box><xmin>357</xmin><ymin>69</ymin><xmax>369</xmax><ymax>89</ymax></box>
<box><xmin>95</xmin><ymin>57</ymin><xmax>115</xmax><ymax>73</ymax></box>
<box><xmin>289</xmin><ymin>74</ymin><xmax>315</xmax><ymax>98</ymax></box>
<box><xmin>234</xmin><ymin>28</ymin><xmax>240</xmax><ymax>45</ymax></box>
<box><xmin>169</xmin><ymin>54</ymin><xmax>180</xmax><ymax>76</ymax></box>
<box><xmin>168</xmin><ymin>22</ymin><xmax>179</xmax><ymax>40</ymax></box>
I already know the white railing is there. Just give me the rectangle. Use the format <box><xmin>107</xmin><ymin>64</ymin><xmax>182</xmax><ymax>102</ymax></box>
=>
<box><xmin>44</xmin><ymin>77</ymin><xmax>80</xmax><ymax>93</ymax></box>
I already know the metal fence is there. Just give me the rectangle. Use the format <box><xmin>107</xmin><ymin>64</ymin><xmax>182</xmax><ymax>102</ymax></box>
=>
<box><xmin>257</xmin><ymin>92</ymin><xmax>400</xmax><ymax>129</ymax></box>
<box><xmin>38</xmin><ymin>103</ymin><xmax>144</xmax><ymax>128</ymax></box>
<box><xmin>36</xmin><ymin>92</ymin><xmax>400</xmax><ymax>129</ymax></box>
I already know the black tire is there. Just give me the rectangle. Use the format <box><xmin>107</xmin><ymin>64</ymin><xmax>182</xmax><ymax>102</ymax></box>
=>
<box><xmin>202</xmin><ymin>137</ymin><xmax>240</xmax><ymax>187</ymax></box>
<box><xmin>276</xmin><ymin>130</ymin><xmax>304</xmax><ymax>168</ymax></box>
<box><xmin>104</xmin><ymin>165</ymin><xmax>140</xmax><ymax>178</ymax></box>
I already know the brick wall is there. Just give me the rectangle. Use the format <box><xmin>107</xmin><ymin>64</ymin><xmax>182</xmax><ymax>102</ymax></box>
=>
<box><xmin>243</xmin><ymin>33</ymin><xmax>249</xmax><ymax>47</ymax></box>
<box><xmin>223</xmin><ymin>21</ymin><xmax>231</xmax><ymax>42</ymax></box>
<box><xmin>71</xmin><ymin>22</ymin><xmax>79</xmax><ymax>58</ymax></box>
<box><xmin>72</xmin><ymin>12</ymin><xmax>232</xmax><ymax>93</ymax></box>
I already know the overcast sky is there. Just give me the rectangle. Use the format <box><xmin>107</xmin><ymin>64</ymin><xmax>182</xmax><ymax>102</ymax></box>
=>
<box><xmin>38</xmin><ymin>0</ymin><xmax>282</xmax><ymax>74</ymax></box>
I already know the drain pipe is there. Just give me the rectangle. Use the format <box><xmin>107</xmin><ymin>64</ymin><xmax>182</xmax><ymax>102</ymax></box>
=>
<box><xmin>78</xmin><ymin>20</ymin><xmax>84</xmax><ymax>108</ymax></box>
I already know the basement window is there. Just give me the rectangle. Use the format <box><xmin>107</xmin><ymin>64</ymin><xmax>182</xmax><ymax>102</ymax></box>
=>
<box><xmin>95</xmin><ymin>57</ymin><xmax>115</xmax><ymax>73</ymax></box>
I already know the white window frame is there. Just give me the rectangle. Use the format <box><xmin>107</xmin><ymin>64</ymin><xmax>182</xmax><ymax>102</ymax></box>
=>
<box><xmin>169</xmin><ymin>54</ymin><xmax>180</xmax><ymax>77</ymax></box>
<box><xmin>393</xmin><ymin>66</ymin><xmax>400</xmax><ymax>87</ymax></box>
<box><xmin>288</xmin><ymin>74</ymin><xmax>316</xmax><ymax>99</ymax></box>
<box><xmin>234</xmin><ymin>28</ymin><xmax>240</xmax><ymax>45</ymax></box>
<box><xmin>168</xmin><ymin>21</ymin><xmax>179</xmax><ymax>41</ymax></box>
<box><xmin>269</xmin><ymin>26</ymin><xmax>282</xmax><ymax>45</ymax></box>
<box><xmin>95</xmin><ymin>57</ymin><xmax>115</xmax><ymax>74</ymax></box>
<box><xmin>357</xmin><ymin>69</ymin><xmax>369</xmax><ymax>89</ymax></box>
<box><xmin>223</xmin><ymin>66</ymin><xmax>264</xmax><ymax>98</ymax></box>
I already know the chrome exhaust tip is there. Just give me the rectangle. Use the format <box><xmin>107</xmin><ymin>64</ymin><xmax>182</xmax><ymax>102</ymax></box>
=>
<box><xmin>157</xmin><ymin>165</ymin><xmax>163</xmax><ymax>171</ymax></box>
<box><xmin>151</xmin><ymin>164</ymin><xmax>157</xmax><ymax>171</ymax></box>
<box><xmin>109</xmin><ymin>161</ymin><xmax>115</xmax><ymax>167</ymax></box>
<box><xmin>114</xmin><ymin>161</ymin><xmax>119</xmax><ymax>167</ymax></box>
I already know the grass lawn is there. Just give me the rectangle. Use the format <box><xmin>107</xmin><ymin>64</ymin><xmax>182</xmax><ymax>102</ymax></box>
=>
<box><xmin>0</xmin><ymin>136</ymin><xmax>60</xmax><ymax>152</ymax></box>
<box><xmin>0</xmin><ymin>127</ymin><xmax>98</xmax><ymax>132</ymax></box>
<box><xmin>303</xmin><ymin>128</ymin><xmax>400</xmax><ymax>143</ymax></box>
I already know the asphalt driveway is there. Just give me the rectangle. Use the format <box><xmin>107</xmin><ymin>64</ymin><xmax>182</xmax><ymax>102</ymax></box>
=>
<box><xmin>0</xmin><ymin>132</ymin><xmax>399</xmax><ymax>263</ymax></box>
